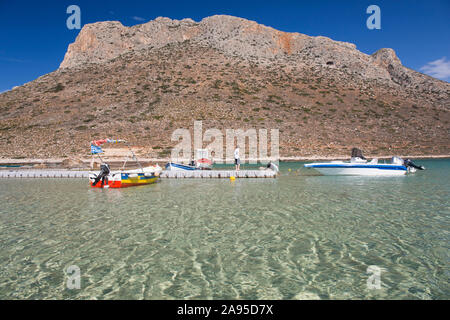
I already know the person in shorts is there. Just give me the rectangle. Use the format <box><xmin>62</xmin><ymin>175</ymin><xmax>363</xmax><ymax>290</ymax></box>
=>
<box><xmin>234</xmin><ymin>147</ymin><xmax>240</xmax><ymax>171</ymax></box>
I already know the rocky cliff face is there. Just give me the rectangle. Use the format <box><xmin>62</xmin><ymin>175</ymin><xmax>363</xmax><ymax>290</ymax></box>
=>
<box><xmin>0</xmin><ymin>15</ymin><xmax>448</xmax><ymax>158</ymax></box>
<box><xmin>60</xmin><ymin>15</ymin><xmax>357</xmax><ymax>68</ymax></box>
<box><xmin>60</xmin><ymin>15</ymin><xmax>448</xmax><ymax>94</ymax></box>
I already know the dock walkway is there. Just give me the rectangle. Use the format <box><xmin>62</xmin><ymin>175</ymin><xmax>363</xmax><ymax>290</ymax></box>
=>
<box><xmin>160</xmin><ymin>170</ymin><xmax>276</xmax><ymax>178</ymax></box>
<box><xmin>0</xmin><ymin>170</ymin><xmax>89</xmax><ymax>179</ymax></box>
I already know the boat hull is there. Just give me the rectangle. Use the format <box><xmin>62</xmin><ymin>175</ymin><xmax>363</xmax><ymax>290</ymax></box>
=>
<box><xmin>89</xmin><ymin>171</ymin><xmax>159</xmax><ymax>188</ymax></box>
<box><xmin>304</xmin><ymin>164</ymin><xmax>408</xmax><ymax>176</ymax></box>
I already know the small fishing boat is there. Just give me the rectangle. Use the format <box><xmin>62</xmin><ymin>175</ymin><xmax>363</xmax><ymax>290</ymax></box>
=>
<box><xmin>165</xmin><ymin>162</ymin><xmax>197</xmax><ymax>171</ymax></box>
<box><xmin>165</xmin><ymin>149</ymin><xmax>213</xmax><ymax>171</ymax></box>
<box><xmin>89</xmin><ymin>139</ymin><xmax>161</xmax><ymax>188</ymax></box>
<box><xmin>304</xmin><ymin>148</ymin><xmax>425</xmax><ymax>176</ymax></box>
<box><xmin>195</xmin><ymin>149</ymin><xmax>213</xmax><ymax>170</ymax></box>
<box><xmin>90</xmin><ymin>166</ymin><xmax>161</xmax><ymax>188</ymax></box>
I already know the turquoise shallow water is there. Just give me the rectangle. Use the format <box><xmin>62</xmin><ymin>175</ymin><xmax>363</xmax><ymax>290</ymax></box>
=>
<box><xmin>0</xmin><ymin>160</ymin><xmax>448</xmax><ymax>299</ymax></box>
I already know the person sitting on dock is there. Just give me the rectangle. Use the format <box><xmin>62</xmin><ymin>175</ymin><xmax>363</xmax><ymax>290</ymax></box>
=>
<box><xmin>266</xmin><ymin>161</ymin><xmax>279</xmax><ymax>173</ymax></box>
<box><xmin>234</xmin><ymin>147</ymin><xmax>240</xmax><ymax>171</ymax></box>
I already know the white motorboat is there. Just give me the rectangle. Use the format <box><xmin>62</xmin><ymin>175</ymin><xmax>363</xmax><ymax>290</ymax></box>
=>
<box><xmin>304</xmin><ymin>148</ymin><xmax>424</xmax><ymax>176</ymax></box>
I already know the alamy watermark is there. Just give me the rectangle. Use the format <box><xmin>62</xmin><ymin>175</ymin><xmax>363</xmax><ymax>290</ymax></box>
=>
<box><xmin>66</xmin><ymin>5</ymin><xmax>81</xmax><ymax>30</ymax></box>
<box><xmin>366</xmin><ymin>5</ymin><xmax>381</xmax><ymax>30</ymax></box>
<box><xmin>66</xmin><ymin>5</ymin><xmax>380</xmax><ymax>31</ymax></box>
<box><xmin>366</xmin><ymin>265</ymin><xmax>382</xmax><ymax>290</ymax></box>
<box><xmin>171</xmin><ymin>121</ymin><xmax>279</xmax><ymax>164</ymax></box>
<box><xmin>66</xmin><ymin>265</ymin><xmax>81</xmax><ymax>290</ymax></box>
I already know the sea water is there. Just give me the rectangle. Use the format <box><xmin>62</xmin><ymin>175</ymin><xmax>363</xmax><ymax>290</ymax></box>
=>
<box><xmin>0</xmin><ymin>160</ymin><xmax>448</xmax><ymax>299</ymax></box>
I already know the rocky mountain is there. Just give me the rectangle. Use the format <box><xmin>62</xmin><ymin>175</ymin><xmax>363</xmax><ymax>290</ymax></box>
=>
<box><xmin>0</xmin><ymin>15</ymin><xmax>448</xmax><ymax>159</ymax></box>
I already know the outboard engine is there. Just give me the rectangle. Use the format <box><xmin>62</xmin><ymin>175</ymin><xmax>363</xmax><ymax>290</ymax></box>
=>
<box><xmin>92</xmin><ymin>163</ymin><xmax>111</xmax><ymax>187</ymax></box>
<box><xmin>403</xmin><ymin>159</ymin><xmax>425</xmax><ymax>170</ymax></box>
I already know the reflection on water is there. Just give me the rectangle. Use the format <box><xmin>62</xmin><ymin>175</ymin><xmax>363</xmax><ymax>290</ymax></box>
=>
<box><xmin>0</xmin><ymin>160</ymin><xmax>448</xmax><ymax>299</ymax></box>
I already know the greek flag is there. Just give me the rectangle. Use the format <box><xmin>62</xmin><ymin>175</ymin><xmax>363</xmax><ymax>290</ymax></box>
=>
<box><xmin>91</xmin><ymin>144</ymin><xmax>103</xmax><ymax>154</ymax></box>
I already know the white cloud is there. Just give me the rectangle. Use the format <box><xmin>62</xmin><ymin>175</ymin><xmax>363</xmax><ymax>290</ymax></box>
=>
<box><xmin>420</xmin><ymin>57</ymin><xmax>450</xmax><ymax>80</ymax></box>
<box><xmin>132</xmin><ymin>16</ymin><xmax>146</xmax><ymax>22</ymax></box>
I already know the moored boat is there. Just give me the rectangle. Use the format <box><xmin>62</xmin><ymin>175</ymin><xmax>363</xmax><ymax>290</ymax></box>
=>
<box><xmin>165</xmin><ymin>149</ymin><xmax>213</xmax><ymax>171</ymax></box>
<box><xmin>195</xmin><ymin>149</ymin><xmax>213</xmax><ymax>170</ymax></box>
<box><xmin>165</xmin><ymin>162</ymin><xmax>197</xmax><ymax>171</ymax></box>
<box><xmin>304</xmin><ymin>148</ymin><xmax>424</xmax><ymax>176</ymax></box>
<box><xmin>88</xmin><ymin>138</ymin><xmax>161</xmax><ymax>188</ymax></box>
<box><xmin>89</xmin><ymin>166</ymin><xmax>161</xmax><ymax>188</ymax></box>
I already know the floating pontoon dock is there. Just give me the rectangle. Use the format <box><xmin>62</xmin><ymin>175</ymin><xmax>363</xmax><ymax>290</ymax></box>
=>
<box><xmin>160</xmin><ymin>170</ymin><xmax>277</xmax><ymax>178</ymax></box>
<box><xmin>0</xmin><ymin>170</ymin><xmax>90</xmax><ymax>179</ymax></box>
<box><xmin>0</xmin><ymin>170</ymin><xmax>277</xmax><ymax>179</ymax></box>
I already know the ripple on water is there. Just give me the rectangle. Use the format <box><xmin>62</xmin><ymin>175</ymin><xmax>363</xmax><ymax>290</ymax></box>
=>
<box><xmin>0</xmin><ymin>160</ymin><xmax>449</xmax><ymax>299</ymax></box>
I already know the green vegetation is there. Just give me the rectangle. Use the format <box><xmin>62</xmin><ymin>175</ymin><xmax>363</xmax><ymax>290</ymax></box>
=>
<box><xmin>212</xmin><ymin>80</ymin><xmax>222</xmax><ymax>89</ymax></box>
<box><xmin>49</xmin><ymin>83</ymin><xmax>65</xmax><ymax>93</ymax></box>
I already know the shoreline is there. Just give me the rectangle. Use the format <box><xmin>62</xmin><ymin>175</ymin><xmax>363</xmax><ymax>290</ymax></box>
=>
<box><xmin>0</xmin><ymin>154</ymin><xmax>448</xmax><ymax>170</ymax></box>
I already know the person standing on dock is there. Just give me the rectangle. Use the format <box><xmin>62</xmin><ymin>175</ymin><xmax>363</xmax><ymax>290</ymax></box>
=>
<box><xmin>234</xmin><ymin>147</ymin><xmax>240</xmax><ymax>171</ymax></box>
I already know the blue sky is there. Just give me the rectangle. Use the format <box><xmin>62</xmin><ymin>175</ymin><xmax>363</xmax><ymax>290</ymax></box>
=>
<box><xmin>0</xmin><ymin>0</ymin><xmax>449</xmax><ymax>92</ymax></box>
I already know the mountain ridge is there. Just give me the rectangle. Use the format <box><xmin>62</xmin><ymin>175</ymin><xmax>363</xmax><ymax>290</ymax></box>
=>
<box><xmin>0</xmin><ymin>15</ymin><xmax>448</xmax><ymax>159</ymax></box>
